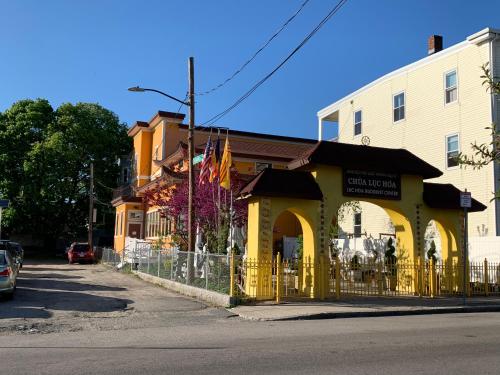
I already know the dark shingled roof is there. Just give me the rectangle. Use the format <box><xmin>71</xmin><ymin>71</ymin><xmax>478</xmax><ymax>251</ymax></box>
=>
<box><xmin>289</xmin><ymin>141</ymin><xmax>442</xmax><ymax>179</ymax></box>
<box><xmin>239</xmin><ymin>168</ymin><xmax>323</xmax><ymax>201</ymax></box>
<box><xmin>423</xmin><ymin>183</ymin><xmax>486</xmax><ymax>212</ymax></box>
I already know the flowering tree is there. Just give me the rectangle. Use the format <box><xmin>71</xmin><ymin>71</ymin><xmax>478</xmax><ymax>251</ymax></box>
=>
<box><xmin>143</xmin><ymin>170</ymin><xmax>248</xmax><ymax>252</ymax></box>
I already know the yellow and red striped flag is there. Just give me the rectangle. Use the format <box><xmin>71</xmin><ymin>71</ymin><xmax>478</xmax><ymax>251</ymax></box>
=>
<box><xmin>219</xmin><ymin>136</ymin><xmax>232</xmax><ymax>190</ymax></box>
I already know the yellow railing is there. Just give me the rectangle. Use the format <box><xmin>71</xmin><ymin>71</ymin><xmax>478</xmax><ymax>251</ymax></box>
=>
<box><xmin>232</xmin><ymin>256</ymin><xmax>500</xmax><ymax>301</ymax></box>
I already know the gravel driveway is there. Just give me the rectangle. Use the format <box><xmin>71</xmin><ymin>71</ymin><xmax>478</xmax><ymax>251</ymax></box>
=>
<box><xmin>0</xmin><ymin>259</ymin><xmax>232</xmax><ymax>335</ymax></box>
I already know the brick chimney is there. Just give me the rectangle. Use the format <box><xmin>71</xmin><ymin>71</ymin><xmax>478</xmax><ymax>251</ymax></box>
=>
<box><xmin>428</xmin><ymin>35</ymin><xmax>443</xmax><ymax>55</ymax></box>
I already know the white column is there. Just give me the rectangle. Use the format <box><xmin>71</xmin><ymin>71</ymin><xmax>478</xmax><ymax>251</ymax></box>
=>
<box><xmin>318</xmin><ymin>117</ymin><xmax>323</xmax><ymax>141</ymax></box>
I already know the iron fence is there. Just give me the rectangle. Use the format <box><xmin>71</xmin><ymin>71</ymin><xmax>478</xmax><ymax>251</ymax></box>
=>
<box><xmin>100</xmin><ymin>245</ymin><xmax>500</xmax><ymax>301</ymax></box>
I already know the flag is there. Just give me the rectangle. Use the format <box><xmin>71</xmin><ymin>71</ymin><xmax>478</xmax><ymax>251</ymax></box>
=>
<box><xmin>219</xmin><ymin>136</ymin><xmax>232</xmax><ymax>190</ymax></box>
<box><xmin>198</xmin><ymin>137</ymin><xmax>212</xmax><ymax>186</ymax></box>
<box><xmin>209</xmin><ymin>137</ymin><xmax>221</xmax><ymax>182</ymax></box>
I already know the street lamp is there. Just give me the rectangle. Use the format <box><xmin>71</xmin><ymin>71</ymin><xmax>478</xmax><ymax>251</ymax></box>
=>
<box><xmin>128</xmin><ymin>58</ymin><xmax>196</xmax><ymax>264</ymax></box>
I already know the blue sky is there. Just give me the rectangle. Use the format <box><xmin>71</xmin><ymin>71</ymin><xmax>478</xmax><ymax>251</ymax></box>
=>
<box><xmin>1</xmin><ymin>0</ymin><xmax>499</xmax><ymax>140</ymax></box>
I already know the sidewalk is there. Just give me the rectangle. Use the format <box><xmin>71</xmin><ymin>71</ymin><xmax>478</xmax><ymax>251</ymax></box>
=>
<box><xmin>229</xmin><ymin>296</ymin><xmax>500</xmax><ymax>321</ymax></box>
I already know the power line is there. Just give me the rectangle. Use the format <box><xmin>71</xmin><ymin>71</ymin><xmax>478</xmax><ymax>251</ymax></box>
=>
<box><xmin>196</xmin><ymin>0</ymin><xmax>311</xmax><ymax>96</ymax></box>
<box><xmin>201</xmin><ymin>0</ymin><xmax>349</xmax><ymax>126</ymax></box>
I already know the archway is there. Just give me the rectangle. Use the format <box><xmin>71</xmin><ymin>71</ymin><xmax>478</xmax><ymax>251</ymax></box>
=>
<box><xmin>273</xmin><ymin>210</ymin><xmax>302</xmax><ymax>260</ymax></box>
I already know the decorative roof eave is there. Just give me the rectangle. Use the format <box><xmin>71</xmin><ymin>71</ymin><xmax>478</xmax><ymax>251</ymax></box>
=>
<box><xmin>135</xmin><ymin>168</ymin><xmax>186</xmax><ymax>196</ymax></box>
<box><xmin>288</xmin><ymin>141</ymin><xmax>442</xmax><ymax>180</ymax></box>
<box><xmin>238</xmin><ymin>168</ymin><xmax>323</xmax><ymax>201</ymax></box>
<box><xmin>423</xmin><ymin>183</ymin><xmax>487</xmax><ymax>213</ymax></box>
<box><xmin>154</xmin><ymin>142</ymin><xmax>187</xmax><ymax>168</ymax></box>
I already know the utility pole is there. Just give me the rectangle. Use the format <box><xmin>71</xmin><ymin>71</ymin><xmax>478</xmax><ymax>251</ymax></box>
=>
<box><xmin>186</xmin><ymin>57</ymin><xmax>195</xmax><ymax>284</ymax></box>
<box><xmin>88</xmin><ymin>162</ymin><xmax>94</xmax><ymax>251</ymax></box>
<box><xmin>188</xmin><ymin>57</ymin><xmax>195</xmax><ymax>254</ymax></box>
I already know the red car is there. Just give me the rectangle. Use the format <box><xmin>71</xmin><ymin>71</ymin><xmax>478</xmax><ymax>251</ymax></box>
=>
<box><xmin>68</xmin><ymin>243</ymin><xmax>95</xmax><ymax>264</ymax></box>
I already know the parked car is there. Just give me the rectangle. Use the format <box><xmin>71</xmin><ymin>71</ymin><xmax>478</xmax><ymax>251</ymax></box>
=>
<box><xmin>6</xmin><ymin>242</ymin><xmax>24</xmax><ymax>268</ymax></box>
<box><xmin>67</xmin><ymin>243</ymin><xmax>95</xmax><ymax>264</ymax></box>
<box><xmin>0</xmin><ymin>249</ymin><xmax>18</xmax><ymax>299</ymax></box>
<box><xmin>0</xmin><ymin>240</ymin><xmax>22</xmax><ymax>269</ymax></box>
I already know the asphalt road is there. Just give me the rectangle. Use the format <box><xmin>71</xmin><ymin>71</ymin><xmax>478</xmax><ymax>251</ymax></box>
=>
<box><xmin>1</xmin><ymin>260</ymin><xmax>500</xmax><ymax>374</ymax></box>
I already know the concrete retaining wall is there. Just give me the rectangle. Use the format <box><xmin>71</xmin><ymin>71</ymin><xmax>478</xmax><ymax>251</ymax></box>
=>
<box><xmin>133</xmin><ymin>271</ymin><xmax>236</xmax><ymax>307</ymax></box>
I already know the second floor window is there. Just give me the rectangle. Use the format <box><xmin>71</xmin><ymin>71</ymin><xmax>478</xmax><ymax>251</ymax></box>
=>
<box><xmin>353</xmin><ymin>212</ymin><xmax>362</xmax><ymax>238</ymax></box>
<box><xmin>354</xmin><ymin>110</ymin><xmax>362</xmax><ymax>136</ymax></box>
<box><xmin>445</xmin><ymin>70</ymin><xmax>458</xmax><ymax>104</ymax></box>
<box><xmin>393</xmin><ymin>92</ymin><xmax>405</xmax><ymax>122</ymax></box>
<box><xmin>446</xmin><ymin>134</ymin><xmax>459</xmax><ymax>168</ymax></box>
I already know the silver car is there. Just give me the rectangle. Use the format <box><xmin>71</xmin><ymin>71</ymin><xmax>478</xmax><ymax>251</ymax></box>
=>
<box><xmin>0</xmin><ymin>249</ymin><xmax>18</xmax><ymax>299</ymax></box>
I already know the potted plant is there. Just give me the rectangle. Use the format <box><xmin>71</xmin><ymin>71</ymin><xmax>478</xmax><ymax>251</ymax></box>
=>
<box><xmin>384</xmin><ymin>238</ymin><xmax>397</xmax><ymax>291</ymax></box>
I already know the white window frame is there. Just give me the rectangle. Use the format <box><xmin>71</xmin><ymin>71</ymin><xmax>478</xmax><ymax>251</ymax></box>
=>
<box><xmin>445</xmin><ymin>133</ymin><xmax>460</xmax><ymax>170</ymax></box>
<box><xmin>353</xmin><ymin>109</ymin><xmax>362</xmax><ymax>137</ymax></box>
<box><xmin>392</xmin><ymin>91</ymin><xmax>406</xmax><ymax>123</ymax></box>
<box><xmin>353</xmin><ymin>212</ymin><xmax>362</xmax><ymax>238</ymax></box>
<box><xmin>444</xmin><ymin>69</ymin><xmax>458</xmax><ymax>105</ymax></box>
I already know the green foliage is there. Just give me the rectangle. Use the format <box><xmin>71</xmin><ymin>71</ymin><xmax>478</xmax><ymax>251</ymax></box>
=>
<box><xmin>296</xmin><ymin>234</ymin><xmax>303</xmax><ymax>260</ymax></box>
<box><xmin>0</xmin><ymin>99</ymin><xmax>131</xmax><ymax>244</ymax></box>
<box><xmin>384</xmin><ymin>238</ymin><xmax>397</xmax><ymax>276</ymax></box>
<box><xmin>427</xmin><ymin>240</ymin><xmax>438</xmax><ymax>262</ymax></box>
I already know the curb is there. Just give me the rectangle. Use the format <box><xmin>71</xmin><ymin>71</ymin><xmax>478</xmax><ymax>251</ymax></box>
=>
<box><xmin>234</xmin><ymin>305</ymin><xmax>500</xmax><ymax>321</ymax></box>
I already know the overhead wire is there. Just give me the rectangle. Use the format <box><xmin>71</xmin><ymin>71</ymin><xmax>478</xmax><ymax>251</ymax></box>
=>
<box><xmin>201</xmin><ymin>0</ymin><xmax>349</xmax><ymax>126</ymax></box>
<box><xmin>196</xmin><ymin>0</ymin><xmax>311</xmax><ymax>96</ymax></box>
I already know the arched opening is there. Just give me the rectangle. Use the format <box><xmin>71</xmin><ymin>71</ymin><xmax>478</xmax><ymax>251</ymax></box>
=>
<box><xmin>271</xmin><ymin>208</ymin><xmax>317</xmax><ymax>297</ymax></box>
<box><xmin>331</xmin><ymin>200</ymin><xmax>396</xmax><ymax>262</ymax></box>
<box><xmin>424</xmin><ymin>219</ymin><xmax>458</xmax><ymax>262</ymax></box>
<box><xmin>424</xmin><ymin>220</ymin><xmax>442</xmax><ymax>261</ymax></box>
<box><xmin>273</xmin><ymin>210</ymin><xmax>302</xmax><ymax>260</ymax></box>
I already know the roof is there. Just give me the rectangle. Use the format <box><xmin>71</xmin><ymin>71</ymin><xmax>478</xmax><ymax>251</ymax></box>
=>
<box><xmin>178</xmin><ymin>124</ymin><xmax>317</xmax><ymax>145</ymax></box>
<box><xmin>318</xmin><ymin>27</ymin><xmax>500</xmax><ymax>119</ymax></box>
<box><xmin>239</xmin><ymin>168</ymin><xmax>323</xmax><ymax>201</ymax></box>
<box><xmin>289</xmin><ymin>141</ymin><xmax>442</xmax><ymax>179</ymax></box>
<box><xmin>423</xmin><ymin>183</ymin><xmax>486</xmax><ymax>212</ymax></box>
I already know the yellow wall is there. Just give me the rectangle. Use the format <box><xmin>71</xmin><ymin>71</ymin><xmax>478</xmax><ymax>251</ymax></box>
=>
<box><xmin>113</xmin><ymin>202</ymin><xmax>144</xmax><ymax>252</ymax></box>
<box><xmin>151</xmin><ymin>121</ymin><xmax>164</xmax><ymax>177</ymax></box>
<box><xmin>133</xmin><ymin>130</ymin><xmax>152</xmax><ymax>188</ymax></box>
<box><xmin>245</xmin><ymin>166</ymin><xmax>465</xmax><ymax>299</ymax></box>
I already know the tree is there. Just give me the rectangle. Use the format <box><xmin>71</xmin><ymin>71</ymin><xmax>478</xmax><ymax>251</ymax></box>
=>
<box><xmin>143</xmin><ymin>171</ymin><xmax>248</xmax><ymax>253</ymax></box>
<box><xmin>0</xmin><ymin>100</ymin><xmax>131</xmax><ymax>247</ymax></box>
<box><xmin>459</xmin><ymin>63</ymin><xmax>500</xmax><ymax>192</ymax></box>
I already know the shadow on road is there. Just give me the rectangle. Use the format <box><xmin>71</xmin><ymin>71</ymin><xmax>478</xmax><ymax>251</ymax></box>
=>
<box><xmin>0</xmin><ymin>287</ymin><xmax>133</xmax><ymax>319</ymax></box>
<box><xmin>17</xmin><ymin>277</ymin><xmax>127</xmax><ymax>292</ymax></box>
<box><xmin>0</xmin><ymin>261</ymin><xmax>133</xmax><ymax>320</ymax></box>
<box><xmin>21</xmin><ymin>267</ymin><xmax>85</xmax><ymax>272</ymax></box>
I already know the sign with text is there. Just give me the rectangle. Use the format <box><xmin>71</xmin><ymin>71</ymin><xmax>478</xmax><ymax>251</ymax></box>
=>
<box><xmin>343</xmin><ymin>169</ymin><xmax>401</xmax><ymax>200</ymax></box>
<box><xmin>460</xmin><ymin>191</ymin><xmax>471</xmax><ymax>208</ymax></box>
<box><xmin>0</xmin><ymin>200</ymin><xmax>9</xmax><ymax>208</ymax></box>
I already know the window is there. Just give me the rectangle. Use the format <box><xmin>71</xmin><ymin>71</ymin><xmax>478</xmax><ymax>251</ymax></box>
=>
<box><xmin>354</xmin><ymin>110</ymin><xmax>362</xmax><ymax>136</ymax></box>
<box><xmin>393</xmin><ymin>92</ymin><xmax>405</xmax><ymax>122</ymax></box>
<box><xmin>154</xmin><ymin>146</ymin><xmax>159</xmax><ymax>161</ymax></box>
<box><xmin>446</xmin><ymin>134</ymin><xmax>459</xmax><ymax>168</ymax></box>
<box><xmin>353</xmin><ymin>212</ymin><xmax>362</xmax><ymax>238</ymax></box>
<box><xmin>445</xmin><ymin>70</ymin><xmax>457</xmax><ymax>104</ymax></box>
<box><xmin>256</xmin><ymin>162</ymin><xmax>272</xmax><ymax>174</ymax></box>
<box><xmin>123</xmin><ymin>167</ymin><xmax>129</xmax><ymax>184</ymax></box>
<box><xmin>115</xmin><ymin>213</ymin><xmax>119</xmax><ymax>236</ymax></box>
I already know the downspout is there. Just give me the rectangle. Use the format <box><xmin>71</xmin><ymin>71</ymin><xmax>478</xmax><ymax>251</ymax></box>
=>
<box><xmin>489</xmin><ymin>32</ymin><xmax>500</xmax><ymax>235</ymax></box>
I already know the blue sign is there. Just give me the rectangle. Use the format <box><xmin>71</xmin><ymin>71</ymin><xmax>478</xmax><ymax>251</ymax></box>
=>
<box><xmin>193</xmin><ymin>154</ymin><xmax>204</xmax><ymax>165</ymax></box>
<box><xmin>0</xmin><ymin>200</ymin><xmax>9</xmax><ymax>208</ymax></box>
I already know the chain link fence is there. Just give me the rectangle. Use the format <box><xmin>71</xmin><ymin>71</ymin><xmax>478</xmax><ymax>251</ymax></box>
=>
<box><xmin>100</xmin><ymin>246</ymin><xmax>236</xmax><ymax>295</ymax></box>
